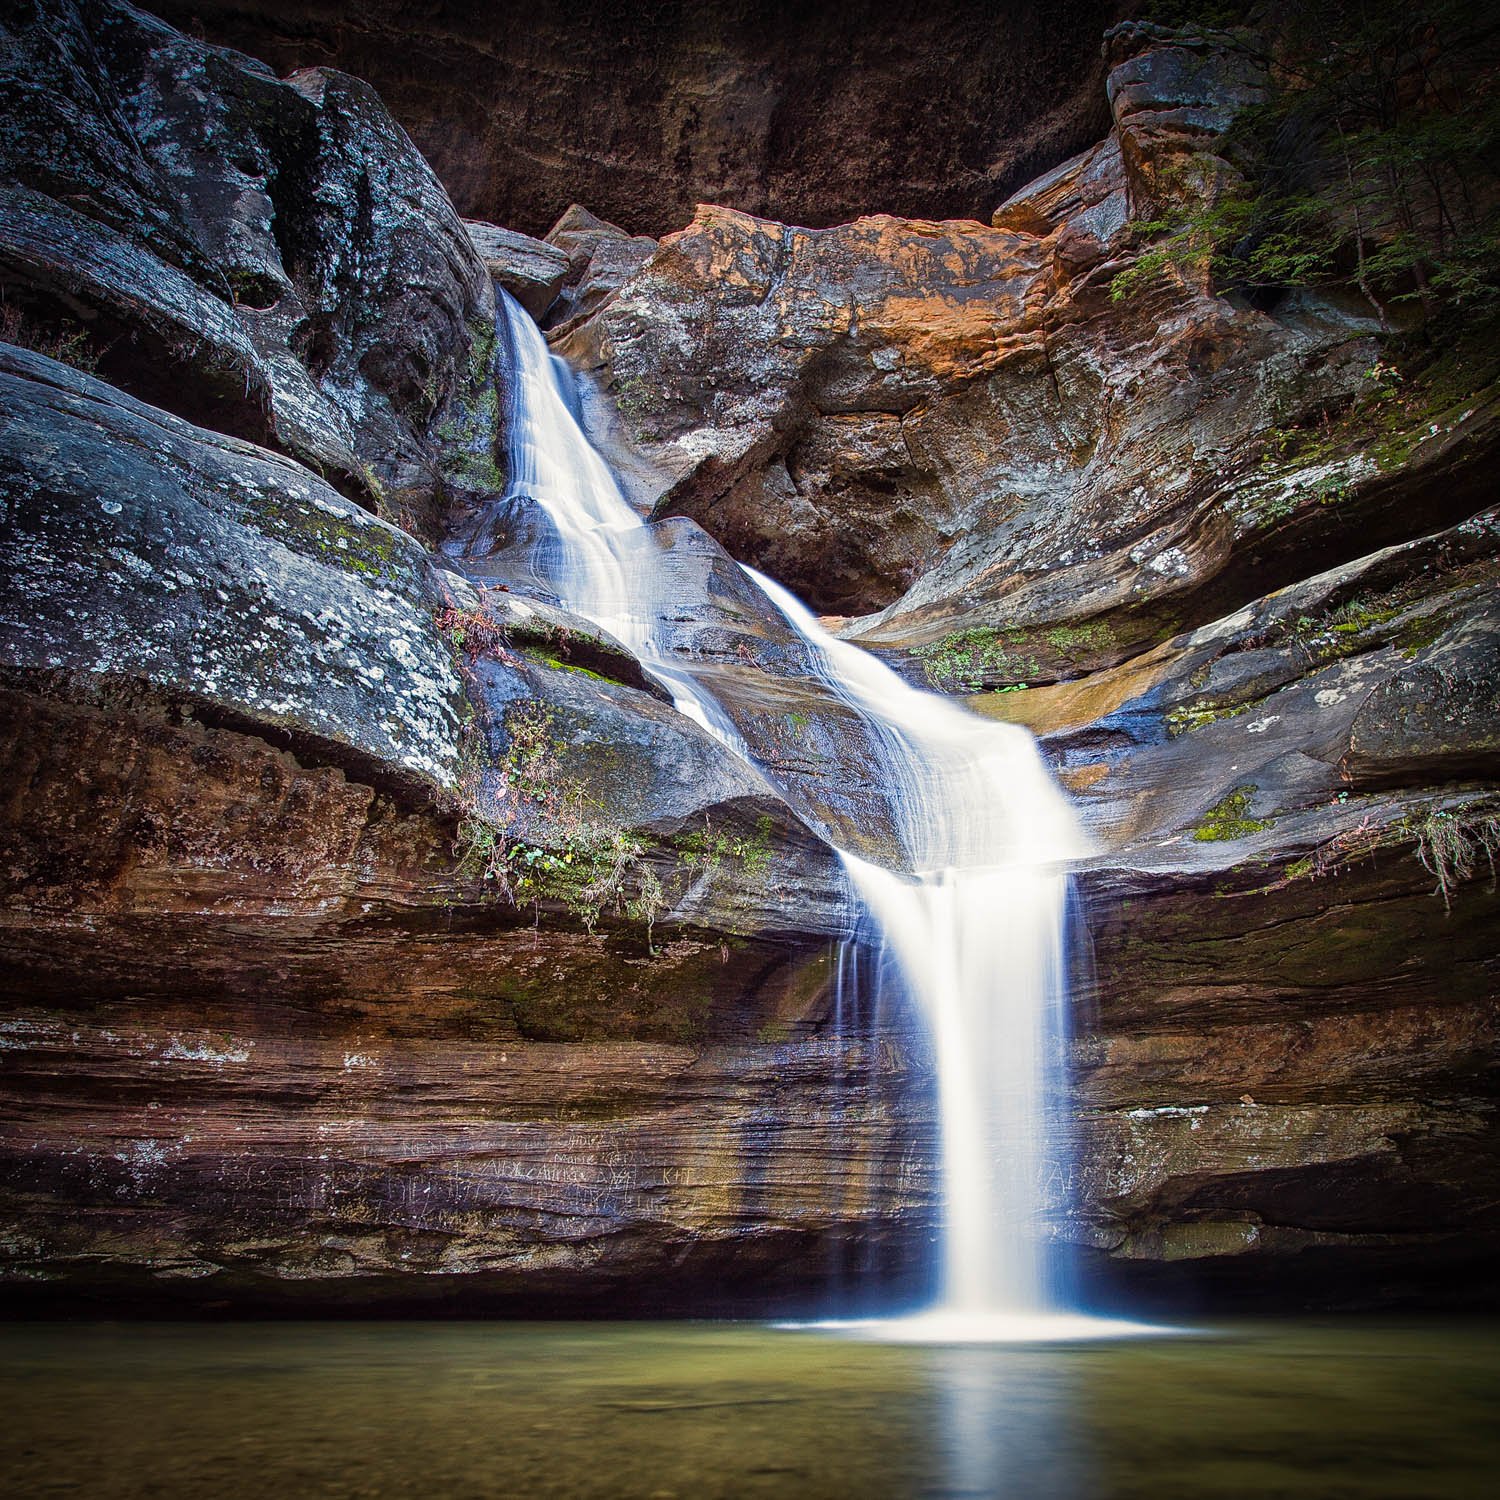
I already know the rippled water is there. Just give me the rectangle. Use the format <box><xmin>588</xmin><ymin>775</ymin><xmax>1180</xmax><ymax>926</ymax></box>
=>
<box><xmin>3</xmin><ymin>1319</ymin><xmax>1495</xmax><ymax>1498</ymax></box>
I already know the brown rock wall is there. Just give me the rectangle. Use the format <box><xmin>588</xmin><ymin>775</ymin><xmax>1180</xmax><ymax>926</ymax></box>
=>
<box><xmin>152</xmin><ymin>0</ymin><xmax>1123</xmax><ymax>239</ymax></box>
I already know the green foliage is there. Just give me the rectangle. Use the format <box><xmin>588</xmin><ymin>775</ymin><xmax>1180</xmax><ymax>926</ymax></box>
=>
<box><xmin>1042</xmin><ymin>619</ymin><xmax>1119</xmax><ymax>659</ymax></box>
<box><xmin>1277</xmin><ymin>796</ymin><xmax>1500</xmax><ymax>905</ymax></box>
<box><xmin>1112</xmin><ymin>190</ymin><xmax>1337</xmax><ymax>303</ymax></box>
<box><xmin>1114</xmin><ymin>2</ymin><xmax>1500</xmax><ymax>322</ymax></box>
<box><xmin>449</xmin><ymin>688</ymin><xmax>779</xmax><ymax>944</ymax></box>
<box><xmin>453</xmin><ymin>698</ymin><xmax>661</xmax><ymax>935</ymax></box>
<box><xmin>916</xmin><ymin>618</ymin><xmax>1116</xmax><ymax>692</ymax></box>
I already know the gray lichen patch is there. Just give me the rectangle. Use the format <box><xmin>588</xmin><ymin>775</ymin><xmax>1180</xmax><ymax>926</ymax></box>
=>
<box><xmin>0</xmin><ymin>347</ymin><xmax>468</xmax><ymax>793</ymax></box>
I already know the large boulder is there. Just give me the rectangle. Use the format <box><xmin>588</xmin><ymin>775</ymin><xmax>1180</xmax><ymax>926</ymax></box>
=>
<box><xmin>0</xmin><ymin>342</ymin><xmax>848</xmax><ymax>933</ymax></box>
<box><xmin>1</xmin><ymin>0</ymin><xmax>495</xmax><ymax>529</ymax></box>
<box><xmin>541</xmin><ymin>204</ymin><xmax>658</xmax><ymax>337</ymax></box>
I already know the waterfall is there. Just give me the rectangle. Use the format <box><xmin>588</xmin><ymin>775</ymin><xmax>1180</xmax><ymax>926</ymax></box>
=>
<box><xmin>475</xmin><ymin>290</ymin><xmax>1136</xmax><ymax>1338</ymax></box>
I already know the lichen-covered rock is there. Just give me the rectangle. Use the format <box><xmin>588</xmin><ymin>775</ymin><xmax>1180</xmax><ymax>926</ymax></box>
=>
<box><xmin>1345</xmin><ymin>620</ymin><xmax>1500</xmax><ymax>786</ymax></box>
<box><xmin>1</xmin><ymin>1</ymin><xmax>1495</xmax><ymax>1315</ymax></box>
<box><xmin>956</xmin><ymin>505</ymin><xmax>1500</xmax><ymax>1301</ymax></box>
<box><xmin>1</xmin><ymin>0</ymin><xmax>494</xmax><ymax>524</ymax></box>
<box><xmin>0</xmin><ymin>339</ymin><xmax>867</xmax><ymax>1307</ymax></box>
<box><xmin>0</xmin><ymin>343</ymin><xmax>468</xmax><ymax>790</ymax></box>
<box><xmin>970</xmin><ymin>505</ymin><xmax>1500</xmax><ymax>868</ymax></box>
<box><xmin>536</xmin><ymin>1</ymin><xmax>1499</xmax><ymax>1296</ymax></box>
<box><xmin>1102</xmin><ymin>20</ymin><xmax>1267</xmax><ymax>214</ymax></box>
<box><xmin>0</xmin><ymin>342</ymin><xmax>847</xmax><ymax>926</ymax></box>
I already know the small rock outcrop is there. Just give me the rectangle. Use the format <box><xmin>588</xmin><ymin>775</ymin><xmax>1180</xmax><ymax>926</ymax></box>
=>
<box><xmin>462</xmin><ymin>219</ymin><xmax>569</xmax><ymax>319</ymax></box>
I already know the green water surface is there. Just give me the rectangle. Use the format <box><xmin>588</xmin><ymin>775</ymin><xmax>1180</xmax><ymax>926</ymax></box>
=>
<box><xmin>2</xmin><ymin>1318</ymin><xmax>1496</xmax><ymax>1498</ymax></box>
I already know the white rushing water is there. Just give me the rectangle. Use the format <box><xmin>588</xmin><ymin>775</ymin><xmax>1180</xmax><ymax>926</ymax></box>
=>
<box><xmin>486</xmin><ymin>290</ymin><xmax>1145</xmax><ymax>1340</ymax></box>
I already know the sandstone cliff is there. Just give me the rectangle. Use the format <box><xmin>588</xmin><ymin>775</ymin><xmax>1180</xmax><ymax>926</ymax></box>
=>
<box><xmin>536</xmin><ymin>15</ymin><xmax>1500</xmax><ymax>1303</ymax></box>
<box><xmin>1</xmin><ymin>1</ymin><xmax>1495</xmax><ymax>1312</ymax></box>
<box><xmin>149</xmin><ymin>0</ymin><xmax>1124</xmax><ymax>238</ymax></box>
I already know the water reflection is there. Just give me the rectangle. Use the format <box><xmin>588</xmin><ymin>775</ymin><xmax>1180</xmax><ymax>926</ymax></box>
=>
<box><xmin>927</xmin><ymin>1345</ymin><xmax>1081</xmax><ymax>1499</ymax></box>
<box><xmin>1</xmin><ymin>1319</ymin><xmax>1497</xmax><ymax>1498</ymax></box>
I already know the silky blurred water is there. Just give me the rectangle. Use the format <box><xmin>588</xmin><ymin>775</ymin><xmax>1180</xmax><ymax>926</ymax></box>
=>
<box><xmin>3</xmin><ymin>1318</ymin><xmax>1495</xmax><ymax>1498</ymax></box>
<box><xmin>491</xmin><ymin>288</ymin><xmax>1090</xmax><ymax>1323</ymax></box>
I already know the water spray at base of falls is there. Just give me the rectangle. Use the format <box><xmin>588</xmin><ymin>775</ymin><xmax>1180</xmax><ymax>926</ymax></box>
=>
<box><xmin>477</xmin><ymin>289</ymin><xmax>1147</xmax><ymax>1339</ymax></box>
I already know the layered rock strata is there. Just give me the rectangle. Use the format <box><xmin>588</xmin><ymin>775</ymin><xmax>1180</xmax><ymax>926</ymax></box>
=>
<box><xmin>1</xmin><ymin>1</ymin><xmax>1495</xmax><ymax>1311</ymax></box>
<box><xmin>543</xmin><ymin>19</ymin><xmax>1500</xmax><ymax>1301</ymax></box>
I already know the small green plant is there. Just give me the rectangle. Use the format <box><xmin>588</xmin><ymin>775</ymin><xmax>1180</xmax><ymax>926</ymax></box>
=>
<box><xmin>0</xmin><ymin>299</ymin><xmax>100</xmax><ymax>373</ymax></box>
<box><xmin>452</xmin><ymin>697</ymin><xmax>668</xmax><ymax>937</ymax></box>
<box><xmin>1414</xmin><ymin>803</ymin><xmax>1500</xmax><ymax>911</ymax></box>
<box><xmin>916</xmin><ymin>627</ymin><xmax>1040</xmax><ymax>692</ymax></box>
<box><xmin>437</xmin><ymin>601</ymin><xmax>510</xmax><ymax>659</ymax></box>
<box><xmin>680</xmin><ymin>812</ymin><xmax>776</xmax><ymax>880</ymax></box>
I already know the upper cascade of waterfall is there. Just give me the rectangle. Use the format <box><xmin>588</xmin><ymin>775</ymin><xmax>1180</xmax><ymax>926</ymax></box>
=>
<box><xmin>479</xmin><ymin>290</ymin><xmax>1088</xmax><ymax>879</ymax></box>
<box><xmin>469</xmin><ymin>289</ymin><xmax>1121</xmax><ymax>1334</ymax></box>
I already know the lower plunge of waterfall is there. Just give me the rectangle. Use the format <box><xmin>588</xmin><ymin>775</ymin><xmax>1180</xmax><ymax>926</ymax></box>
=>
<box><xmin>470</xmin><ymin>289</ymin><xmax>1149</xmax><ymax>1341</ymax></box>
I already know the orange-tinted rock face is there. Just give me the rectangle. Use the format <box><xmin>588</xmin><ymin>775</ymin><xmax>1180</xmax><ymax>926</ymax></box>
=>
<box><xmin>553</xmin><ymin>205</ymin><xmax>1059</xmax><ymax>614</ymax></box>
<box><xmin>151</xmin><ymin>0</ymin><xmax>1122</xmax><ymax>239</ymax></box>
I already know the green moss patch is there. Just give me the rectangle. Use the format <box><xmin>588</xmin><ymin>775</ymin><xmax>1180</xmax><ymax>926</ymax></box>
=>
<box><xmin>239</xmin><ymin>487</ymin><xmax>411</xmax><ymax>585</ymax></box>
<box><xmin>1166</xmin><ymin>699</ymin><xmax>1252</xmax><ymax>737</ymax></box>
<box><xmin>916</xmin><ymin>626</ymin><xmax>1041</xmax><ymax>692</ymax></box>
<box><xmin>1193</xmin><ymin>785</ymin><xmax>1275</xmax><ymax>842</ymax></box>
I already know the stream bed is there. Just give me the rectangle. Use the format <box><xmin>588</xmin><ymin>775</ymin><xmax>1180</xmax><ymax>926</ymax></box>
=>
<box><xmin>3</xmin><ymin>1317</ymin><xmax>1496</xmax><ymax>1497</ymax></box>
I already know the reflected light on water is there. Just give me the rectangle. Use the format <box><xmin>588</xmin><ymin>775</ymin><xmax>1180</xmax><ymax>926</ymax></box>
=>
<box><xmin>780</xmin><ymin>1311</ymin><xmax>1177</xmax><ymax>1343</ymax></box>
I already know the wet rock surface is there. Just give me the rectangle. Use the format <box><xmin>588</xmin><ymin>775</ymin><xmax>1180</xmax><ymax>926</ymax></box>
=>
<box><xmin>0</xmin><ymin>2</ymin><xmax>1496</xmax><ymax>1311</ymax></box>
<box><xmin>982</xmin><ymin>509</ymin><xmax>1500</xmax><ymax>1301</ymax></box>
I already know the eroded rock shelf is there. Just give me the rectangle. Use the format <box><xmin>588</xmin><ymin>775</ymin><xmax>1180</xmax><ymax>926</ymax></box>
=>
<box><xmin>1</xmin><ymin>0</ymin><xmax>1495</xmax><ymax>1313</ymax></box>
